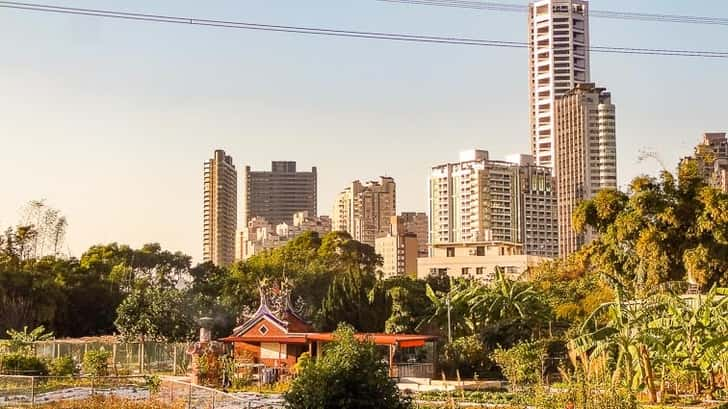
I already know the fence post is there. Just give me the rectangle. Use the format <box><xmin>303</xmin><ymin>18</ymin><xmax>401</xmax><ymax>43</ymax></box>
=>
<box><xmin>31</xmin><ymin>376</ymin><xmax>35</xmax><ymax>408</ymax></box>
<box><xmin>173</xmin><ymin>345</ymin><xmax>178</xmax><ymax>376</ymax></box>
<box><xmin>211</xmin><ymin>390</ymin><xmax>215</xmax><ymax>409</ymax></box>
<box><xmin>187</xmin><ymin>382</ymin><xmax>192</xmax><ymax>409</ymax></box>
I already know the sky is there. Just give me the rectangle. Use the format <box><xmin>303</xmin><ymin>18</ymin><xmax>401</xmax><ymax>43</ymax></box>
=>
<box><xmin>1</xmin><ymin>0</ymin><xmax>726</xmax><ymax>262</ymax></box>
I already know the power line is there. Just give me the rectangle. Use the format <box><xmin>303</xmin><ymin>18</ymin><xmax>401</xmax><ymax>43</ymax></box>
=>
<box><xmin>1</xmin><ymin>1</ymin><xmax>727</xmax><ymax>58</ymax></box>
<box><xmin>375</xmin><ymin>0</ymin><xmax>728</xmax><ymax>26</ymax></box>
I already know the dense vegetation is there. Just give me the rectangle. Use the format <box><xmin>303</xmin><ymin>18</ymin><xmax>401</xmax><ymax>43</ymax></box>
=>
<box><xmin>3</xmin><ymin>158</ymin><xmax>728</xmax><ymax>406</ymax></box>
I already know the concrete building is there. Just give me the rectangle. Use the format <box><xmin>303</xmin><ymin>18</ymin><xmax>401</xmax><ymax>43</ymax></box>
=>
<box><xmin>235</xmin><ymin>211</ymin><xmax>332</xmax><ymax>260</ymax></box>
<box><xmin>243</xmin><ymin>161</ymin><xmax>317</xmax><ymax>226</ymax></box>
<box><xmin>375</xmin><ymin>216</ymin><xmax>418</xmax><ymax>279</ymax></box>
<box><xmin>203</xmin><ymin>150</ymin><xmax>238</xmax><ymax>266</ymax></box>
<box><xmin>399</xmin><ymin>212</ymin><xmax>429</xmax><ymax>257</ymax></box>
<box><xmin>685</xmin><ymin>132</ymin><xmax>728</xmax><ymax>192</ymax></box>
<box><xmin>332</xmin><ymin>177</ymin><xmax>396</xmax><ymax>246</ymax></box>
<box><xmin>554</xmin><ymin>83</ymin><xmax>617</xmax><ymax>257</ymax></box>
<box><xmin>429</xmin><ymin>150</ymin><xmax>558</xmax><ymax>258</ymax></box>
<box><xmin>417</xmin><ymin>242</ymin><xmax>546</xmax><ymax>283</ymax></box>
<box><xmin>528</xmin><ymin>0</ymin><xmax>590</xmax><ymax>170</ymax></box>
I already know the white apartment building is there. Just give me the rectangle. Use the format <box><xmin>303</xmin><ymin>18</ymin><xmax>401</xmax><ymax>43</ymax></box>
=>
<box><xmin>554</xmin><ymin>83</ymin><xmax>617</xmax><ymax>257</ymax></box>
<box><xmin>528</xmin><ymin>0</ymin><xmax>590</xmax><ymax>169</ymax></box>
<box><xmin>429</xmin><ymin>150</ymin><xmax>558</xmax><ymax>258</ymax></box>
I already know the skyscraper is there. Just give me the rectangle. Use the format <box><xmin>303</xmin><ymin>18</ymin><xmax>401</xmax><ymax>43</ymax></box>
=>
<box><xmin>554</xmin><ymin>83</ymin><xmax>616</xmax><ymax>257</ymax></box>
<box><xmin>332</xmin><ymin>177</ymin><xmax>396</xmax><ymax>246</ymax></box>
<box><xmin>242</xmin><ymin>161</ymin><xmax>317</xmax><ymax>226</ymax></box>
<box><xmin>203</xmin><ymin>150</ymin><xmax>238</xmax><ymax>266</ymax></box>
<box><xmin>429</xmin><ymin>150</ymin><xmax>558</xmax><ymax>258</ymax></box>
<box><xmin>528</xmin><ymin>0</ymin><xmax>590</xmax><ymax>169</ymax></box>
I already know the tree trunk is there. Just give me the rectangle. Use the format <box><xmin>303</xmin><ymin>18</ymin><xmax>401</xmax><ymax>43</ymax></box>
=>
<box><xmin>640</xmin><ymin>345</ymin><xmax>657</xmax><ymax>403</ymax></box>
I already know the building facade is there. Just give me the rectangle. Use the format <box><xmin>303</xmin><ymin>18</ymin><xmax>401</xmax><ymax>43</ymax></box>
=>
<box><xmin>528</xmin><ymin>0</ymin><xmax>590</xmax><ymax>169</ymax></box>
<box><xmin>243</xmin><ymin>162</ymin><xmax>317</xmax><ymax>226</ymax></box>
<box><xmin>554</xmin><ymin>83</ymin><xmax>617</xmax><ymax>257</ymax></box>
<box><xmin>375</xmin><ymin>216</ymin><xmax>419</xmax><ymax>279</ymax></box>
<box><xmin>332</xmin><ymin>177</ymin><xmax>396</xmax><ymax>246</ymax></box>
<box><xmin>417</xmin><ymin>242</ymin><xmax>546</xmax><ymax>283</ymax></box>
<box><xmin>203</xmin><ymin>150</ymin><xmax>238</xmax><ymax>266</ymax></box>
<box><xmin>399</xmin><ymin>212</ymin><xmax>429</xmax><ymax>257</ymax></box>
<box><xmin>235</xmin><ymin>211</ymin><xmax>332</xmax><ymax>260</ymax></box>
<box><xmin>429</xmin><ymin>150</ymin><xmax>558</xmax><ymax>258</ymax></box>
<box><xmin>685</xmin><ymin>132</ymin><xmax>728</xmax><ymax>192</ymax></box>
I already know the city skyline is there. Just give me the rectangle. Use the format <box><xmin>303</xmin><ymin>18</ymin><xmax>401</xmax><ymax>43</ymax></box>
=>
<box><xmin>1</xmin><ymin>0</ymin><xmax>725</xmax><ymax>262</ymax></box>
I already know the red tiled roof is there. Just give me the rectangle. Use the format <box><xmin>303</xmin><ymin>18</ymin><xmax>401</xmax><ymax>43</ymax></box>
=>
<box><xmin>220</xmin><ymin>332</ymin><xmax>437</xmax><ymax>347</ymax></box>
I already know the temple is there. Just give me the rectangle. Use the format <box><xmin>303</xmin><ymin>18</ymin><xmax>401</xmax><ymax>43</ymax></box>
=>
<box><xmin>220</xmin><ymin>287</ymin><xmax>438</xmax><ymax>379</ymax></box>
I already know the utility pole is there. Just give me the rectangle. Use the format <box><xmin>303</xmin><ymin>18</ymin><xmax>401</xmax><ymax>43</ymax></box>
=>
<box><xmin>446</xmin><ymin>293</ymin><xmax>452</xmax><ymax>344</ymax></box>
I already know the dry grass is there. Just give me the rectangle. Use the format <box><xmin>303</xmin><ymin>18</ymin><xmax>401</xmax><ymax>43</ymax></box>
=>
<box><xmin>37</xmin><ymin>396</ymin><xmax>183</xmax><ymax>409</ymax></box>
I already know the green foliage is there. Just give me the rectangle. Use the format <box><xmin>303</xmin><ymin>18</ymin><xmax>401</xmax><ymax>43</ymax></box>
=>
<box><xmin>144</xmin><ymin>375</ymin><xmax>162</xmax><ymax>394</ymax></box>
<box><xmin>575</xmin><ymin>162</ymin><xmax>728</xmax><ymax>293</ymax></box>
<box><xmin>285</xmin><ymin>324</ymin><xmax>411</xmax><ymax>409</ymax></box>
<box><xmin>440</xmin><ymin>335</ymin><xmax>492</xmax><ymax>378</ymax></box>
<box><xmin>0</xmin><ymin>352</ymin><xmax>48</xmax><ymax>375</ymax></box>
<box><xmin>532</xmin><ymin>385</ymin><xmax>637</xmax><ymax>409</ymax></box>
<box><xmin>491</xmin><ymin>341</ymin><xmax>547</xmax><ymax>389</ymax></box>
<box><xmin>114</xmin><ymin>285</ymin><xmax>196</xmax><ymax>342</ymax></box>
<box><xmin>49</xmin><ymin>356</ymin><xmax>76</xmax><ymax>376</ymax></box>
<box><xmin>82</xmin><ymin>349</ymin><xmax>111</xmax><ymax>377</ymax></box>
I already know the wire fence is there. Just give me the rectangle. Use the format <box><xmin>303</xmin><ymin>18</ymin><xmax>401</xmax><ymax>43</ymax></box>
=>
<box><xmin>32</xmin><ymin>341</ymin><xmax>192</xmax><ymax>375</ymax></box>
<box><xmin>0</xmin><ymin>376</ymin><xmax>285</xmax><ymax>409</ymax></box>
<box><xmin>0</xmin><ymin>375</ymin><xmax>151</xmax><ymax>407</ymax></box>
<box><xmin>158</xmin><ymin>379</ymin><xmax>284</xmax><ymax>409</ymax></box>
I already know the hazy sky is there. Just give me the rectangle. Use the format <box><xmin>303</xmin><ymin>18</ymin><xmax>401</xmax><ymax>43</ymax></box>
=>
<box><xmin>1</xmin><ymin>0</ymin><xmax>726</xmax><ymax>262</ymax></box>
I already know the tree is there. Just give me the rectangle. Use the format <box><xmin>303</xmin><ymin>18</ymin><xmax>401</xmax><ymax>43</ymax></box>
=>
<box><xmin>285</xmin><ymin>324</ymin><xmax>411</xmax><ymax>409</ymax></box>
<box><xmin>574</xmin><ymin>161</ymin><xmax>728</xmax><ymax>292</ymax></box>
<box><xmin>492</xmin><ymin>341</ymin><xmax>547</xmax><ymax>390</ymax></box>
<box><xmin>114</xmin><ymin>285</ymin><xmax>196</xmax><ymax>342</ymax></box>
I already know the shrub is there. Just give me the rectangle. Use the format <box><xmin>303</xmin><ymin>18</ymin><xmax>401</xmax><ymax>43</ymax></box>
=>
<box><xmin>0</xmin><ymin>352</ymin><xmax>48</xmax><ymax>375</ymax></box>
<box><xmin>82</xmin><ymin>349</ymin><xmax>112</xmax><ymax>377</ymax></box>
<box><xmin>49</xmin><ymin>356</ymin><xmax>76</xmax><ymax>376</ymax></box>
<box><xmin>440</xmin><ymin>335</ymin><xmax>493</xmax><ymax>378</ymax></box>
<box><xmin>491</xmin><ymin>341</ymin><xmax>547</xmax><ymax>390</ymax></box>
<box><xmin>285</xmin><ymin>324</ymin><xmax>411</xmax><ymax>409</ymax></box>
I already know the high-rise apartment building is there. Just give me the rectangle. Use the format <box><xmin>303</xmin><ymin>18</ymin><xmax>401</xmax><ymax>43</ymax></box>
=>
<box><xmin>375</xmin><ymin>216</ymin><xmax>418</xmax><ymax>279</ymax></box>
<box><xmin>332</xmin><ymin>177</ymin><xmax>396</xmax><ymax>246</ymax></box>
<box><xmin>528</xmin><ymin>0</ymin><xmax>590</xmax><ymax>169</ymax></box>
<box><xmin>554</xmin><ymin>83</ymin><xmax>616</xmax><ymax>257</ymax></box>
<box><xmin>203</xmin><ymin>150</ymin><xmax>238</xmax><ymax>266</ymax></box>
<box><xmin>429</xmin><ymin>150</ymin><xmax>558</xmax><ymax>258</ymax></box>
<box><xmin>399</xmin><ymin>212</ymin><xmax>429</xmax><ymax>257</ymax></box>
<box><xmin>243</xmin><ymin>162</ymin><xmax>317</xmax><ymax>226</ymax></box>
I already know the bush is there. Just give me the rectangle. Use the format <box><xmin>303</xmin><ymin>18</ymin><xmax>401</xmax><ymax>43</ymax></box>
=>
<box><xmin>82</xmin><ymin>349</ymin><xmax>112</xmax><ymax>377</ymax></box>
<box><xmin>0</xmin><ymin>352</ymin><xmax>48</xmax><ymax>375</ymax></box>
<box><xmin>49</xmin><ymin>356</ymin><xmax>76</xmax><ymax>376</ymax></box>
<box><xmin>440</xmin><ymin>335</ymin><xmax>493</xmax><ymax>378</ymax></box>
<box><xmin>285</xmin><ymin>324</ymin><xmax>411</xmax><ymax>409</ymax></box>
<box><xmin>491</xmin><ymin>341</ymin><xmax>547</xmax><ymax>390</ymax></box>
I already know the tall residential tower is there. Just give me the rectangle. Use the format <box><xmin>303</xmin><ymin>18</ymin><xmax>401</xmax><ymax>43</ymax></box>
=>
<box><xmin>203</xmin><ymin>150</ymin><xmax>238</xmax><ymax>266</ymax></box>
<box><xmin>429</xmin><ymin>150</ymin><xmax>558</xmax><ymax>258</ymax></box>
<box><xmin>242</xmin><ymin>161</ymin><xmax>317</xmax><ymax>226</ymax></box>
<box><xmin>554</xmin><ymin>83</ymin><xmax>616</xmax><ymax>256</ymax></box>
<box><xmin>528</xmin><ymin>0</ymin><xmax>590</xmax><ymax>169</ymax></box>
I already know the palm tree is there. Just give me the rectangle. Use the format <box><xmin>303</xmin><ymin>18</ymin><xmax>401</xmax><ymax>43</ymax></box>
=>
<box><xmin>571</xmin><ymin>285</ymin><xmax>660</xmax><ymax>403</ymax></box>
<box><xmin>468</xmin><ymin>268</ymin><xmax>549</xmax><ymax>331</ymax></box>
